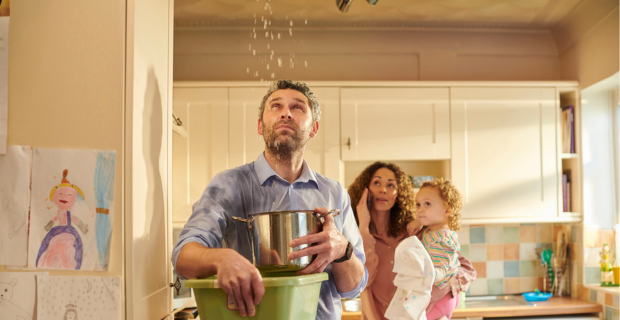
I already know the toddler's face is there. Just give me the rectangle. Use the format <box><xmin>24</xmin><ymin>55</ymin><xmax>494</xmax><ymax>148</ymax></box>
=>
<box><xmin>415</xmin><ymin>186</ymin><xmax>450</xmax><ymax>230</ymax></box>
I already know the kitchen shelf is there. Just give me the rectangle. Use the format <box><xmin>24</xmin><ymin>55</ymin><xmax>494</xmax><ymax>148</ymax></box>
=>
<box><xmin>561</xmin><ymin>153</ymin><xmax>579</xmax><ymax>159</ymax></box>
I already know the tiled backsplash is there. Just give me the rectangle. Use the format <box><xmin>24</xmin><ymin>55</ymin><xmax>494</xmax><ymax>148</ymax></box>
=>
<box><xmin>457</xmin><ymin>224</ymin><xmax>569</xmax><ymax>296</ymax></box>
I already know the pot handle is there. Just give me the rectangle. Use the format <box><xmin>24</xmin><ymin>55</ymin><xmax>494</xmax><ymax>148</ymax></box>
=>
<box><xmin>232</xmin><ymin>216</ymin><xmax>253</xmax><ymax>224</ymax></box>
<box><xmin>315</xmin><ymin>209</ymin><xmax>341</xmax><ymax>223</ymax></box>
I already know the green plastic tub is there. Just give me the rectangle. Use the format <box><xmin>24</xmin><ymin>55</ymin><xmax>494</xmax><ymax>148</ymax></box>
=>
<box><xmin>185</xmin><ymin>272</ymin><xmax>328</xmax><ymax>320</ymax></box>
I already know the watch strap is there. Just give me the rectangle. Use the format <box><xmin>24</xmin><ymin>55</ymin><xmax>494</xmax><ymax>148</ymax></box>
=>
<box><xmin>333</xmin><ymin>241</ymin><xmax>353</xmax><ymax>263</ymax></box>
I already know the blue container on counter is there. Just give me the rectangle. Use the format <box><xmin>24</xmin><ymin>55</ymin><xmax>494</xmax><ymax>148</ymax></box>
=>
<box><xmin>522</xmin><ymin>292</ymin><xmax>552</xmax><ymax>302</ymax></box>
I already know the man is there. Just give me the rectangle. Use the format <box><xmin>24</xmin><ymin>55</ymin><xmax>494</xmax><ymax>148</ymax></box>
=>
<box><xmin>172</xmin><ymin>80</ymin><xmax>368</xmax><ymax>319</ymax></box>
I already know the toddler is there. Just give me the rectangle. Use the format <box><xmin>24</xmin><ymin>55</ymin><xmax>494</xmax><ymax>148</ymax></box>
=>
<box><xmin>411</xmin><ymin>178</ymin><xmax>463</xmax><ymax>320</ymax></box>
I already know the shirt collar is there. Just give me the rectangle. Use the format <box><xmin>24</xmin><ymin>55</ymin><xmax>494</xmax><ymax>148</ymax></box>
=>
<box><xmin>254</xmin><ymin>152</ymin><xmax>319</xmax><ymax>189</ymax></box>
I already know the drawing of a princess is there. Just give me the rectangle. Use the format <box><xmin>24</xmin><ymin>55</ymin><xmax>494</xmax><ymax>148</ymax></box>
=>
<box><xmin>36</xmin><ymin>170</ymin><xmax>89</xmax><ymax>270</ymax></box>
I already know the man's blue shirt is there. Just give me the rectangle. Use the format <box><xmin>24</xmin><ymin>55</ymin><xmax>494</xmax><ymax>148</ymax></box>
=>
<box><xmin>171</xmin><ymin>153</ymin><xmax>368</xmax><ymax>320</ymax></box>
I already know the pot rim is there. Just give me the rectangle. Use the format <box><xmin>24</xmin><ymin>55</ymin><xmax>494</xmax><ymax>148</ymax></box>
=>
<box><xmin>249</xmin><ymin>210</ymin><xmax>316</xmax><ymax>217</ymax></box>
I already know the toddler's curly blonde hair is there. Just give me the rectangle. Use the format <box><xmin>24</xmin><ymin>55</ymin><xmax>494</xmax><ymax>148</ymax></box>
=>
<box><xmin>419</xmin><ymin>178</ymin><xmax>462</xmax><ymax>231</ymax></box>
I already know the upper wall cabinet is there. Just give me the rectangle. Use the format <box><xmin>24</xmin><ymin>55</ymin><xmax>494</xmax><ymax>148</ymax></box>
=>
<box><xmin>451</xmin><ymin>87</ymin><xmax>558</xmax><ymax>222</ymax></box>
<box><xmin>340</xmin><ymin>88</ymin><xmax>450</xmax><ymax>161</ymax></box>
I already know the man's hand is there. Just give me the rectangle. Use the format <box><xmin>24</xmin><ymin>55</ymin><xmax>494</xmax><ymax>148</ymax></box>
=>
<box><xmin>216</xmin><ymin>250</ymin><xmax>265</xmax><ymax>317</ymax></box>
<box><xmin>288</xmin><ymin>207</ymin><xmax>348</xmax><ymax>275</ymax></box>
<box><xmin>407</xmin><ymin>219</ymin><xmax>423</xmax><ymax>236</ymax></box>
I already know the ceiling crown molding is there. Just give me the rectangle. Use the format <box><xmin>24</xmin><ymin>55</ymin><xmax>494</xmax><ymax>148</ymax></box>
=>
<box><xmin>174</xmin><ymin>19</ymin><xmax>550</xmax><ymax>32</ymax></box>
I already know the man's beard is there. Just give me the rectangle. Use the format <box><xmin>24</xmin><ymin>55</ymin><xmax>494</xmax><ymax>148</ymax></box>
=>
<box><xmin>262</xmin><ymin>120</ymin><xmax>310</xmax><ymax>160</ymax></box>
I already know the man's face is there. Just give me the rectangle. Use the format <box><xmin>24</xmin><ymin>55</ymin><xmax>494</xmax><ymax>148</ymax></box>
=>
<box><xmin>258</xmin><ymin>89</ymin><xmax>319</xmax><ymax>157</ymax></box>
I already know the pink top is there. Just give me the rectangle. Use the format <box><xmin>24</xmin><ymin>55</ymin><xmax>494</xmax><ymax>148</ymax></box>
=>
<box><xmin>360</xmin><ymin>227</ymin><xmax>476</xmax><ymax>320</ymax></box>
<box><xmin>360</xmin><ymin>230</ymin><xmax>408</xmax><ymax>320</ymax></box>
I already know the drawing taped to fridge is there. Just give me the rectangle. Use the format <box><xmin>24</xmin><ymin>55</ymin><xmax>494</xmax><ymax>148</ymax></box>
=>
<box><xmin>28</xmin><ymin>148</ymin><xmax>116</xmax><ymax>271</ymax></box>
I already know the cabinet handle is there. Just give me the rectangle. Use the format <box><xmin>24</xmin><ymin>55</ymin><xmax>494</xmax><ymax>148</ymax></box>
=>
<box><xmin>347</xmin><ymin>138</ymin><xmax>351</xmax><ymax>150</ymax></box>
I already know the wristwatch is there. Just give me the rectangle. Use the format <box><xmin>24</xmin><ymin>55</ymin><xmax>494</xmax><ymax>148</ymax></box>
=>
<box><xmin>333</xmin><ymin>241</ymin><xmax>353</xmax><ymax>263</ymax></box>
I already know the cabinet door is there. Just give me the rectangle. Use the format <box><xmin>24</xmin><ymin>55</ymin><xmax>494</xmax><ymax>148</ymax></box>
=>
<box><xmin>451</xmin><ymin>87</ymin><xmax>558</xmax><ymax>221</ymax></box>
<box><xmin>340</xmin><ymin>88</ymin><xmax>450</xmax><ymax>161</ymax></box>
<box><xmin>228</xmin><ymin>87</ymin><xmax>341</xmax><ymax>181</ymax></box>
<box><xmin>172</xmin><ymin>87</ymin><xmax>228</xmax><ymax>223</ymax></box>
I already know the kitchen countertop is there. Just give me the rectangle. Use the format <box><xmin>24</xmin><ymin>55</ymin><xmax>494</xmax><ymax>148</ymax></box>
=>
<box><xmin>341</xmin><ymin>297</ymin><xmax>602</xmax><ymax>320</ymax></box>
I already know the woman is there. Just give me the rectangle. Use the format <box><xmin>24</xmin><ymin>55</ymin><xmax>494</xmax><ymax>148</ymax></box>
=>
<box><xmin>348</xmin><ymin>162</ymin><xmax>476</xmax><ymax>320</ymax></box>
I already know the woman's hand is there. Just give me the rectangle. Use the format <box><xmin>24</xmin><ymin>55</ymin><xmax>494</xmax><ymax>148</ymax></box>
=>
<box><xmin>356</xmin><ymin>188</ymin><xmax>371</xmax><ymax>233</ymax></box>
<box><xmin>407</xmin><ymin>219</ymin><xmax>423</xmax><ymax>236</ymax></box>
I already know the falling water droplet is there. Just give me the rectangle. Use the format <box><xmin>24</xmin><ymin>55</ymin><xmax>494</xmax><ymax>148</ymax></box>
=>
<box><xmin>277</xmin><ymin>154</ymin><xmax>280</xmax><ymax>159</ymax></box>
<box><xmin>278</xmin><ymin>33</ymin><xmax>281</xmax><ymax>39</ymax></box>
<box><xmin>261</xmin><ymin>16</ymin><xmax>264</xmax><ymax>21</ymax></box>
<box><xmin>286</xmin><ymin>15</ymin><xmax>288</xmax><ymax>20</ymax></box>
<box><xmin>269</xmin><ymin>20</ymin><xmax>272</xmax><ymax>25</ymax></box>
<box><xmin>271</xmin><ymin>73</ymin><xmax>275</xmax><ymax>78</ymax></box>
<box><xmin>276</xmin><ymin>164</ymin><xmax>278</xmax><ymax>169</ymax></box>
<box><xmin>278</xmin><ymin>58</ymin><xmax>282</xmax><ymax>67</ymax></box>
<box><xmin>305</xmin><ymin>19</ymin><xmax>308</xmax><ymax>25</ymax></box>
<box><xmin>267</xmin><ymin>44</ymin><xmax>270</xmax><ymax>49</ymax></box>
<box><xmin>247</xmin><ymin>67</ymin><xmax>250</xmax><ymax>73</ymax></box>
<box><xmin>253</xmin><ymin>33</ymin><xmax>256</xmax><ymax>39</ymax></box>
<box><xmin>290</xmin><ymin>21</ymin><xmax>293</xmax><ymax>26</ymax></box>
<box><xmin>266</xmin><ymin>64</ymin><xmax>270</xmax><ymax>70</ymax></box>
<box><xmin>253</xmin><ymin>50</ymin><xmax>256</xmax><ymax>55</ymax></box>
<box><xmin>270</xmin><ymin>32</ymin><xmax>274</xmax><ymax>40</ymax></box>
<box><xmin>305</xmin><ymin>61</ymin><xmax>308</xmax><ymax>67</ymax></box>
<box><xmin>265</xmin><ymin>31</ymin><xmax>269</xmax><ymax>37</ymax></box>
<box><xmin>249</xmin><ymin>44</ymin><xmax>252</xmax><ymax>50</ymax></box>
<box><xmin>271</xmin><ymin>50</ymin><xmax>274</xmax><ymax>55</ymax></box>
<box><xmin>289</xmin><ymin>28</ymin><xmax>292</xmax><ymax>36</ymax></box>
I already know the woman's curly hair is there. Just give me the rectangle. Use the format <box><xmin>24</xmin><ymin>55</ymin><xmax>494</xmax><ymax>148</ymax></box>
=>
<box><xmin>347</xmin><ymin>162</ymin><xmax>416</xmax><ymax>238</ymax></box>
<box><xmin>419</xmin><ymin>178</ymin><xmax>462</xmax><ymax>231</ymax></box>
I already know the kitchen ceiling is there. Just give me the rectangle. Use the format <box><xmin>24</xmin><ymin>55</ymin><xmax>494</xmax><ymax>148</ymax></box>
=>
<box><xmin>174</xmin><ymin>0</ymin><xmax>584</xmax><ymax>29</ymax></box>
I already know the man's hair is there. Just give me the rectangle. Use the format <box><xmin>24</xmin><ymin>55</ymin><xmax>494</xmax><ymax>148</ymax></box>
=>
<box><xmin>259</xmin><ymin>80</ymin><xmax>321</xmax><ymax>122</ymax></box>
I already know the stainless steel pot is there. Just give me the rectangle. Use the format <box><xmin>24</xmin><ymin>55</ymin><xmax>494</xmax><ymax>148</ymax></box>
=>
<box><xmin>233</xmin><ymin>209</ymin><xmax>341</xmax><ymax>273</ymax></box>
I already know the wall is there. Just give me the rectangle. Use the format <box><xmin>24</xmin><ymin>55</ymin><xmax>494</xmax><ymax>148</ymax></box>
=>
<box><xmin>174</xmin><ymin>28</ymin><xmax>561</xmax><ymax>81</ymax></box>
<box><xmin>553</xmin><ymin>0</ymin><xmax>619</xmax><ymax>89</ymax></box>
<box><xmin>125</xmin><ymin>0</ymin><xmax>174</xmax><ymax>319</ymax></box>
<box><xmin>1</xmin><ymin>0</ymin><xmax>126</xmax><ymax>316</ymax></box>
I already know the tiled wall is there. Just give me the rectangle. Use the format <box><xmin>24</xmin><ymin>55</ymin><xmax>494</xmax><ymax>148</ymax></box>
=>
<box><xmin>577</xmin><ymin>286</ymin><xmax>620</xmax><ymax>320</ymax></box>
<box><xmin>576</xmin><ymin>226</ymin><xmax>619</xmax><ymax>320</ymax></box>
<box><xmin>457</xmin><ymin>223</ymin><xmax>574</xmax><ymax>296</ymax></box>
<box><xmin>583</xmin><ymin>226</ymin><xmax>617</xmax><ymax>284</ymax></box>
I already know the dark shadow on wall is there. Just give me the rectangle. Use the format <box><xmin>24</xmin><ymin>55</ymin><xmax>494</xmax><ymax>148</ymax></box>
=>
<box><xmin>137</xmin><ymin>66</ymin><xmax>168</xmax><ymax>306</ymax></box>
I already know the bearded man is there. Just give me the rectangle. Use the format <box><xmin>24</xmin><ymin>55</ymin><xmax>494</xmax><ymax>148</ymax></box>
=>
<box><xmin>172</xmin><ymin>80</ymin><xmax>367</xmax><ymax>319</ymax></box>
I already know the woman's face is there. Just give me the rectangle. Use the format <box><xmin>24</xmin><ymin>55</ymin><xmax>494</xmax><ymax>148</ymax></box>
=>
<box><xmin>367</xmin><ymin>167</ymin><xmax>398</xmax><ymax>212</ymax></box>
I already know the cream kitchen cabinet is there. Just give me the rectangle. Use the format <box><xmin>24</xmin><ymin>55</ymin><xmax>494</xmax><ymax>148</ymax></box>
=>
<box><xmin>340</xmin><ymin>88</ymin><xmax>451</xmax><ymax>161</ymax></box>
<box><xmin>450</xmin><ymin>87</ymin><xmax>560</xmax><ymax>222</ymax></box>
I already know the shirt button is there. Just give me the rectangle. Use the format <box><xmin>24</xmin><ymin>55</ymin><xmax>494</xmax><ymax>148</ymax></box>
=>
<box><xmin>390</xmin><ymin>261</ymin><xmax>393</xmax><ymax>264</ymax></box>
<box><xmin>388</xmin><ymin>246</ymin><xmax>390</xmax><ymax>249</ymax></box>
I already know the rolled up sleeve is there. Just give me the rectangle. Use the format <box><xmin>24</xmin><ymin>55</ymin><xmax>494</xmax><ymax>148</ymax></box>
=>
<box><xmin>170</xmin><ymin>173</ymin><xmax>235</xmax><ymax>278</ymax></box>
<box><xmin>335</xmin><ymin>183</ymin><xmax>368</xmax><ymax>299</ymax></box>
